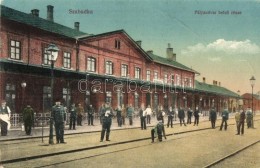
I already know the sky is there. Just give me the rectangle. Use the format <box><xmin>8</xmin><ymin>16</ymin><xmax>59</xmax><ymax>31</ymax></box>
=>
<box><xmin>1</xmin><ymin>0</ymin><xmax>260</xmax><ymax>95</ymax></box>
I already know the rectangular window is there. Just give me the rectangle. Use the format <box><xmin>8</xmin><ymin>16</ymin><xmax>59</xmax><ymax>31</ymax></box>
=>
<box><xmin>43</xmin><ymin>86</ymin><xmax>51</xmax><ymax>113</ymax></box>
<box><xmin>121</xmin><ymin>64</ymin><xmax>128</xmax><ymax>77</ymax></box>
<box><xmin>63</xmin><ymin>87</ymin><xmax>71</xmax><ymax>107</ymax></box>
<box><xmin>164</xmin><ymin>74</ymin><xmax>168</xmax><ymax>83</ymax></box>
<box><xmin>154</xmin><ymin>72</ymin><xmax>158</xmax><ymax>81</ymax></box>
<box><xmin>146</xmin><ymin>70</ymin><xmax>151</xmax><ymax>81</ymax></box>
<box><xmin>135</xmin><ymin>67</ymin><xmax>141</xmax><ymax>79</ymax></box>
<box><xmin>170</xmin><ymin>75</ymin><xmax>175</xmax><ymax>86</ymax></box>
<box><xmin>106</xmin><ymin>91</ymin><xmax>112</xmax><ymax>104</ymax></box>
<box><xmin>189</xmin><ymin>78</ymin><xmax>192</xmax><ymax>87</ymax></box>
<box><xmin>115</xmin><ymin>40</ymin><xmax>121</xmax><ymax>49</ymax></box>
<box><xmin>5</xmin><ymin>83</ymin><xmax>16</xmax><ymax>112</ymax></box>
<box><xmin>87</xmin><ymin>57</ymin><xmax>96</xmax><ymax>72</ymax></box>
<box><xmin>106</xmin><ymin>61</ymin><xmax>113</xmax><ymax>75</ymax></box>
<box><xmin>63</xmin><ymin>52</ymin><xmax>71</xmax><ymax>69</ymax></box>
<box><xmin>43</xmin><ymin>47</ymin><xmax>51</xmax><ymax>65</ymax></box>
<box><xmin>176</xmin><ymin>75</ymin><xmax>180</xmax><ymax>86</ymax></box>
<box><xmin>10</xmin><ymin>40</ymin><xmax>21</xmax><ymax>60</ymax></box>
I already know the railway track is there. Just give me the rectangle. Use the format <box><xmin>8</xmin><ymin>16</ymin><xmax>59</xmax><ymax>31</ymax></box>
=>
<box><xmin>1</xmin><ymin>118</ymin><xmax>259</xmax><ymax>167</ymax></box>
<box><xmin>204</xmin><ymin>140</ymin><xmax>260</xmax><ymax>168</ymax></box>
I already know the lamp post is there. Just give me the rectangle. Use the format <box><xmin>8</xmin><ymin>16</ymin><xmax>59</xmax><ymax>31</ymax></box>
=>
<box><xmin>237</xmin><ymin>90</ymin><xmax>240</xmax><ymax>112</ymax></box>
<box><xmin>47</xmin><ymin>43</ymin><xmax>59</xmax><ymax>145</ymax></box>
<box><xmin>250</xmin><ymin>76</ymin><xmax>256</xmax><ymax>128</ymax></box>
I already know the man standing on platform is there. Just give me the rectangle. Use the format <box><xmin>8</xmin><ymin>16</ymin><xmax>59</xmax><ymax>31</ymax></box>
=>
<box><xmin>69</xmin><ymin>103</ymin><xmax>77</xmax><ymax>130</ymax></box>
<box><xmin>127</xmin><ymin>104</ymin><xmax>134</xmax><ymax>126</ymax></box>
<box><xmin>178</xmin><ymin>107</ymin><xmax>186</xmax><ymax>126</ymax></box>
<box><xmin>87</xmin><ymin>104</ymin><xmax>95</xmax><ymax>126</ymax></box>
<box><xmin>22</xmin><ymin>105</ymin><xmax>34</xmax><ymax>135</ymax></box>
<box><xmin>77</xmin><ymin>103</ymin><xmax>84</xmax><ymax>126</ymax></box>
<box><xmin>220</xmin><ymin>108</ymin><xmax>229</xmax><ymax>131</ymax></box>
<box><xmin>194</xmin><ymin>107</ymin><xmax>200</xmax><ymax>126</ymax></box>
<box><xmin>209</xmin><ymin>107</ymin><xmax>217</xmax><ymax>129</ymax></box>
<box><xmin>237</xmin><ymin>109</ymin><xmax>245</xmax><ymax>135</ymax></box>
<box><xmin>0</xmin><ymin>100</ymin><xmax>11</xmax><ymax>136</ymax></box>
<box><xmin>53</xmin><ymin>99</ymin><xmax>66</xmax><ymax>144</ymax></box>
<box><xmin>100</xmin><ymin>103</ymin><xmax>114</xmax><ymax>142</ymax></box>
<box><xmin>187</xmin><ymin>107</ymin><xmax>193</xmax><ymax>125</ymax></box>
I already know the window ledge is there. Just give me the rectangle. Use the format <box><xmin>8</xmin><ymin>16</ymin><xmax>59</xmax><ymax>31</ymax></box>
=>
<box><xmin>62</xmin><ymin>67</ymin><xmax>74</xmax><ymax>71</ymax></box>
<box><xmin>7</xmin><ymin>58</ymin><xmax>23</xmax><ymax>63</ymax></box>
<box><xmin>86</xmin><ymin>71</ymin><xmax>97</xmax><ymax>74</ymax></box>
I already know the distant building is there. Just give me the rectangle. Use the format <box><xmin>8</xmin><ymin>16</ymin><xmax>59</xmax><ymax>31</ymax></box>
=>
<box><xmin>242</xmin><ymin>93</ymin><xmax>260</xmax><ymax>112</ymax></box>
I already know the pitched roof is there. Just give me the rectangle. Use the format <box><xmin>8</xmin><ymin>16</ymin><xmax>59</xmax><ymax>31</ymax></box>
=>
<box><xmin>147</xmin><ymin>52</ymin><xmax>199</xmax><ymax>74</ymax></box>
<box><xmin>195</xmin><ymin>80</ymin><xmax>239</xmax><ymax>97</ymax></box>
<box><xmin>78</xmin><ymin>29</ymin><xmax>153</xmax><ymax>61</ymax></box>
<box><xmin>0</xmin><ymin>5</ymin><xmax>86</xmax><ymax>38</ymax></box>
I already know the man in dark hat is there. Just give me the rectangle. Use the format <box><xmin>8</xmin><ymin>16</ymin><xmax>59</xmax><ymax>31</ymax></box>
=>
<box><xmin>0</xmin><ymin>100</ymin><xmax>11</xmax><ymax>136</ymax></box>
<box><xmin>100</xmin><ymin>103</ymin><xmax>114</xmax><ymax>142</ymax></box>
<box><xmin>53</xmin><ymin>99</ymin><xmax>66</xmax><ymax>144</ymax></box>
<box><xmin>209</xmin><ymin>107</ymin><xmax>217</xmax><ymax>129</ymax></box>
<box><xmin>22</xmin><ymin>105</ymin><xmax>34</xmax><ymax>135</ymax></box>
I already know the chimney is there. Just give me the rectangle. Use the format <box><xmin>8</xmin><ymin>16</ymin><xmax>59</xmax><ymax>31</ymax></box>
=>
<box><xmin>203</xmin><ymin>77</ymin><xmax>206</xmax><ymax>83</ymax></box>
<box><xmin>136</xmin><ymin>40</ymin><xmax>142</xmax><ymax>47</ymax></box>
<box><xmin>31</xmin><ymin>9</ymin><xmax>39</xmax><ymax>17</ymax></box>
<box><xmin>47</xmin><ymin>5</ymin><xmax>54</xmax><ymax>22</ymax></box>
<box><xmin>74</xmin><ymin>22</ymin><xmax>80</xmax><ymax>31</ymax></box>
<box><xmin>147</xmin><ymin>50</ymin><xmax>153</xmax><ymax>54</ymax></box>
<box><xmin>166</xmin><ymin>43</ymin><xmax>176</xmax><ymax>61</ymax></box>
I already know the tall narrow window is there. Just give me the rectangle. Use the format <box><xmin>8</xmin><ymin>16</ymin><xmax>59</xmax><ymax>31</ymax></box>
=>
<box><xmin>146</xmin><ymin>70</ymin><xmax>151</xmax><ymax>81</ymax></box>
<box><xmin>164</xmin><ymin>74</ymin><xmax>168</xmax><ymax>83</ymax></box>
<box><xmin>170</xmin><ymin>74</ymin><xmax>175</xmax><ymax>86</ymax></box>
<box><xmin>5</xmin><ymin>83</ymin><xmax>16</xmax><ymax>112</ymax></box>
<box><xmin>106</xmin><ymin>61</ymin><xmax>113</xmax><ymax>75</ymax></box>
<box><xmin>121</xmin><ymin>64</ymin><xmax>128</xmax><ymax>77</ymax></box>
<box><xmin>87</xmin><ymin>57</ymin><xmax>96</xmax><ymax>72</ymax></box>
<box><xmin>176</xmin><ymin>75</ymin><xmax>180</xmax><ymax>86</ymax></box>
<box><xmin>63</xmin><ymin>87</ymin><xmax>71</xmax><ymax>107</ymax></box>
<box><xmin>106</xmin><ymin>91</ymin><xmax>112</xmax><ymax>104</ymax></box>
<box><xmin>10</xmin><ymin>40</ymin><xmax>21</xmax><ymax>60</ymax></box>
<box><xmin>135</xmin><ymin>67</ymin><xmax>141</xmax><ymax>79</ymax></box>
<box><xmin>63</xmin><ymin>52</ymin><xmax>71</xmax><ymax>68</ymax></box>
<box><xmin>115</xmin><ymin>39</ymin><xmax>121</xmax><ymax>49</ymax></box>
<box><xmin>43</xmin><ymin>47</ymin><xmax>51</xmax><ymax>65</ymax></box>
<box><xmin>154</xmin><ymin>72</ymin><xmax>158</xmax><ymax>81</ymax></box>
<box><xmin>43</xmin><ymin>86</ymin><xmax>51</xmax><ymax>113</ymax></box>
<box><xmin>189</xmin><ymin>78</ymin><xmax>192</xmax><ymax>87</ymax></box>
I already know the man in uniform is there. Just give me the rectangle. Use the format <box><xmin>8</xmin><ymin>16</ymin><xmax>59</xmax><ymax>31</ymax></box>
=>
<box><xmin>100</xmin><ymin>103</ymin><xmax>114</xmax><ymax>142</ymax></box>
<box><xmin>167</xmin><ymin>106</ymin><xmax>174</xmax><ymax>128</ymax></box>
<box><xmin>53</xmin><ymin>99</ymin><xmax>66</xmax><ymax>144</ymax></box>
<box><xmin>187</xmin><ymin>107</ymin><xmax>193</xmax><ymax>125</ymax></box>
<box><xmin>0</xmin><ymin>100</ymin><xmax>11</xmax><ymax>136</ymax></box>
<box><xmin>88</xmin><ymin>104</ymin><xmax>95</xmax><ymax>126</ymax></box>
<box><xmin>194</xmin><ymin>107</ymin><xmax>200</xmax><ymax>126</ymax></box>
<box><xmin>220</xmin><ymin>108</ymin><xmax>229</xmax><ymax>131</ymax></box>
<box><xmin>127</xmin><ymin>104</ymin><xmax>134</xmax><ymax>126</ymax></box>
<box><xmin>237</xmin><ymin>109</ymin><xmax>245</xmax><ymax>135</ymax></box>
<box><xmin>209</xmin><ymin>107</ymin><xmax>217</xmax><ymax>129</ymax></box>
<box><xmin>178</xmin><ymin>107</ymin><xmax>186</xmax><ymax>126</ymax></box>
<box><xmin>69</xmin><ymin>103</ymin><xmax>77</xmax><ymax>130</ymax></box>
<box><xmin>246</xmin><ymin>107</ymin><xmax>253</xmax><ymax>128</ymax></box>
<box><xmin>22</xmin><ymin>105</ymin><xmax>34</xmax><ymax>135</ymax></box>
<box><xmin>77</xmin><ymin>103</ymin><xmax>84</xmax><ymax>126</ymax></box>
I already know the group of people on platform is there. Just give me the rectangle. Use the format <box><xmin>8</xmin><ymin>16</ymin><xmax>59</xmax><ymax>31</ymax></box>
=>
<box><xmin>0</xmin><ymin>98</ymin><xmax>256</xmax><ymax>145</ymax></box>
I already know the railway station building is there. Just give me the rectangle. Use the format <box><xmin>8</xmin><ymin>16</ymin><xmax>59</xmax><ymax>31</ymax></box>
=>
<box><xmin>0</xmin><ymin>5</ymin><xmax>239</xmax><ymax>125</ymax></box>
